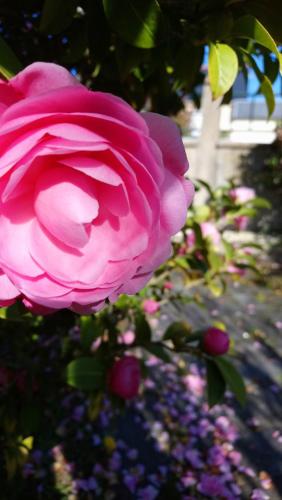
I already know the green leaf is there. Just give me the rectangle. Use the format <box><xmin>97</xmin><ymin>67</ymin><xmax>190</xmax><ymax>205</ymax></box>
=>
<box><xmin>222</xmin><ymin>239</ymin><xmax>235</xmax><ymax>260</ymax></box>
<box><xmin>135</xmin><ymin>313</ymin><xmax>152</xmax><ymax>343</ymax></box>
<box><xmin>250</xmin><ymin>197</ymin><xmax>271</xmax><ymax>209</ymax></box>
<box><xmin>233</xmin><ymin>15</ymin><xmax>282</xmax><ymax>72</ymax></box>
<box><xmin>0</xmin><ymin>36</ymin><xmax>22</xmax><ymax>79</ymax></box>
<box><xmin>208</xmin><ymin>43</ymin><xmax>238</xmax><ymax>99</ymax></box>
<box><xmin>245</xmin><ymin>1</ymin><xmax>282</xmax><ymax>43</ymax></box>
<box><xmin>239</xmin><ymin>48</ymin><xmax>275</xmax><ymax>117</ymax></box>
<box><xmin>66</xmin><ymin>357</ymin><xmax>105</xmax><ymax>391</ymax></box>
<box><xmin>207</xmin><ymin>249</ymin><xmax>222</xmax><ymax>273</ymax></box>
<box><xmin>80</xmin><ymin>316</ymin><xmax>103</xmax><ymax>351</ymax></box>
<box><xmin>263</xmin><ymin>52</ymin><xmax>280</xmax><ymax>83</ymax></box>
<box><xmin>206</xmin><ymin>359</ymin><xmax>226</xmax><ymax>407</ymax></box>
<box><xmin>144</xmin><ymin>342</ymin><xmax>171</xmax><ymax>363</ymax></box>
<box><xmin>215</xmin><ymin>357</ymin><xmax>246</xmax><ymax>406</ymax></box>
<box><xmin>174</xmin><ymin>256</ymin><xmax>189</xmax><ymax>270</ymax></box>
<box><xmin>229</xmin><ymin>207</ymin><xmax>257</xmax><ymax>217</ymax></box>
<box><xmin>103</xmin><ymin>0</ymin><xmax>165</xmax><ymax>49</ymax></box>
<box><xmin>40</xmin><ymin>0</ymin><xmax>76</xmax><ymax>34</ymax></box>
<box><xmin>163</xmin><ymin>321</ymin><xmax>191</xmax><ymax>341</ymax></box>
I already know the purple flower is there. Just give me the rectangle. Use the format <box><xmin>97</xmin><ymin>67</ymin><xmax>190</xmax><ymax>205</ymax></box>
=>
<box><xmin>215</xmin><ymin>416</ymin><xmax>237</xmax><ymax>441</ymax></box>
<box><xmin>208</xmin><ymin>445</ymin><xmax>225</xmax><ymax>466</ymax></box>
<box><xmin>181</xmin><ymin>471</ymin><xmax>197</xmax><ymax>487</ymax></box>
<box><xmin>137</xmin><ymin>485</ymin><xmax>159</xmax><ymax>500</ymax></box>
<box><xmin>124</xmin><ymin>473</ymin><xmax>138</xmax><ymax>493</ymax></box>
<box><xmin>229</xmin><ymin>450</ymin><xmax>242</xmax><ymax>466</ymax></box>
<box><xmin>72</xmin><ymin>404</ymin><xmax>85</xmax><ymax>421</ymax></box>
<box><xmin>185</xmin><ymin>449</ymin><xmax>204</xmax><ymax>469</ymax></box>
<box><xmin>251</xmin><ymin>489</ymin><xmax>270</xmax><ymax>500</ymax></box>
<box><xmin>127</xmin><ymin>448</ymin><xmax>139</xmax><ymax>460</ymax></box>
<box><xmin>197</xmin><ymin>473</ymin><xmax>228</xmax><ymax>497</ymax></box>
<box><xmin>88</xmin><ymin>477</ymin><xmax>98</xmax><ymax>491</ymax></box>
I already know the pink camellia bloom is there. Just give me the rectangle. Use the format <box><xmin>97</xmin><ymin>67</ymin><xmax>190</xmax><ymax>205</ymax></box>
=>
<box><xmin>200</xmin><ymin>222</ymin><xmax>221</xmax><ymax>246</ymax></box>
<box><xmin>183</xmin><ymin>373</ymin><xmax>205</xmax><ymax>397</ymax></box>
<box><xmin>163</xmin><ymin>281</ymin><xmax>173</xmax><ymax>290</ymax></box>
<box><xmin>202</xmin><ymin>327</ymin><xmax>230</xmax><ymax>356</ymax></box>
<box><xmin>186</xmin><ymin>228</ymin><xmax>196</xmax><ymax>249</ymax></box>
<box><xmin>0</xmin><ymin>63</ymin><xmax>194</xmax><ymax>313</ymax></box>
<box><xmin>230</xmin><ymin>186</ymin><xmax>255</xmax><ymax>204</ymax></box>
<box><xmin>118</xmin><ymin>330</ymin><xmax>135</xmax><ymax>345</ymax></box>
<box><xmin>234</xmin><ymin>215</ymin><xmax>249</xmax><ymax>230</ymax></box>
<box><xmin>142</xmin><ymin>298</ymin><xmax>160</xmax><ymax>314</ymax></box>
<box><xmin>108</xmin><ymin>356</ymin><xmax>141</xmax><ymax>400</ymax></box>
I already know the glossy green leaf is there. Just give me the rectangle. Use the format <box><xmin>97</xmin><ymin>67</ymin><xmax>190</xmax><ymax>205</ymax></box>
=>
<box><xmin>0</xmin><ymin>36</ymin><xmax>21</xmax><ymax>79</ymax></box>
<box><xmin>250</xmin><ymin>197</ymin><xmax>271</xmax><ymax>209</ymax></box>
<box><xmin>208</xmin><ymin>43</ymin><xmax>238</xmax><ymax>99</ymax></box>
<box><xmin>206</xmin><ymin>359</ymin><xmax>226</xmax><ymax>407</ymax></box>
<box><xmin>103</xmin><ymin>0</ymin><xmax>165</xmax><ymax>48</ymax></box>
<box><xmin>263</xmin><ymin>52</ymin><xmax>280</xmax><ymax>83</ymax></box>
<box><xmin>245</xmin><ymin>52</ymin><xmax>275</xmax><ymax>117</ymax></box>
<box><xmin>233</xmin><ymin>15</ymin><xmax>281</xmax><ymax>72</ymax></box>
<box><xmin>215</xmin><ymin>357</ymin><xmax>246</xmax><ymax>406</ymax></box>
<box><xmin>40</xmin><ymin>0</ymin><xmax>76</xmax><ymax>34</ymax></box>
<box><xmin>66</xmin><ymin>357</ymin><xmax>105</xmax><ymax>391</ymax></box>
<box><xmin>135</xmin><ymin>313</ymin><xmax>152</xmax><ymax>344</ymax></box>
<box><xmin>144</xmin><ymin>342</ymin><xmax>171</xmax><ymax>363</ymax></box>
<box><xmin>245</xmin><ymin>1</ymin><xmax>282</xmax><ymax>43</ymax></box>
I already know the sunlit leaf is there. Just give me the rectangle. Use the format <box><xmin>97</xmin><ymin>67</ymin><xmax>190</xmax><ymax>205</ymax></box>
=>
<box><xmin>208</xmin><ymin>43</ymin><xmax>238</xmax><ymax>99</ymax></box>
<box><xmin>233</xmin><ymin>15</ymin><xmax>282</xmax><ymax>72</ymax></box>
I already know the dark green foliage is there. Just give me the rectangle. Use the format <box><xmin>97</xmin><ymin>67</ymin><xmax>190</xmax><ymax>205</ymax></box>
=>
<box><xmin>0</xmin><ymin>0</ymin><xmax>280</xmax><ymax>111</ymax></box>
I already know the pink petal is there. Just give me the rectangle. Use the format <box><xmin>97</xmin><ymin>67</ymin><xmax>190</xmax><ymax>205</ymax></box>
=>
<box><xmin>61</xmin><ymin>155</ymin><xmax>123</xmax><ymax>186</ymax></box>
<box><xmin>0</xmin><ymin>271</ymin><xmax>20</xmax><ymax>300</ymax></box>
<box><xmin>10</xmin><ymin>62</ymin><xmax>81</xmax><ymax>98</ymax></box>
<box><xmin>0</xmin><ymin>195</ymin><xmax>43</xmax><ymax>277</ymax></box>
<box><xmin>160</xmin><ymin>170</ymin><xmax>189</xmax><ymax>234</ymax></box>
<box><xmin>34</xmin><ymin>166</ymin><xmax>99</xmax><ymax>248</ymax></box>
<box><xmin>0</xmin><ymin>81</ymin><xmax>21</xmax><ymax>113</ymax></box>
<box><xmin>142</xmin><ymin>112</ymin><xmax>189</xmax><ymax>175</ymax></box>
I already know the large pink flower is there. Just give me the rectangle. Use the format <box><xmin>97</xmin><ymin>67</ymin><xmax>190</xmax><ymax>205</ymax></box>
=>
<box><xmin>0</xmin><ymin>63</ymin><xmax>193</xmax><ymax>313</ymax></box>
